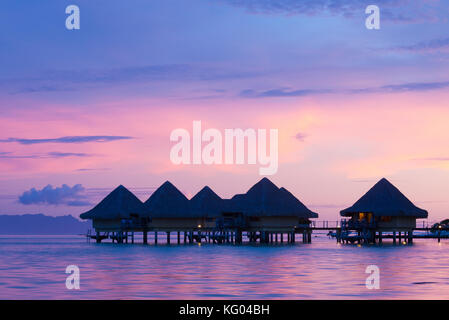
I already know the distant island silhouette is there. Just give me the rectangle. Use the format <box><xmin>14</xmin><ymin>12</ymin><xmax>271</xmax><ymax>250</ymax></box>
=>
<box><xmin>0</xmin><ymin>214</ymin><xmax>90</xmax><ymax>235</ymax></box>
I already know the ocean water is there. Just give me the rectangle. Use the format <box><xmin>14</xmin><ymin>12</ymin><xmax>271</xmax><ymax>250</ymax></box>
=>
<box><xmin>1</xmin><ymin>234</ymin><xmax>449</xmax><ymax>299</ymax></box>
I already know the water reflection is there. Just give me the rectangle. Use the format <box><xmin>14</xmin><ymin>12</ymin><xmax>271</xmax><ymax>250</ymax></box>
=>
<box><xmin>1</xmin><ymin>235</ymin><xmax>449</xmax><ymax>299</ymax></box>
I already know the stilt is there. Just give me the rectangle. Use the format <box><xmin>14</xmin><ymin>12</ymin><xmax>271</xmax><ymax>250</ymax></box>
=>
<box><xmin>398</xmin><ymin>231</ymin><xmax>402</xmax><ymax>242</ymax></box>
<box><xmin>378</xmin><ymin>231</ymin><xmax>383</xmax><ymax>244</ymax></box>
<box><xmin>143</xmin><ymin>230</ymin><xmax>148</xmax><ymax>244</ymax></box>
<box><xmin>184</xmin><ymin>231</ymin><xmax>187</xmax><ymax>244</ymax></box>
<box><xmin>167</xmin><ymin>232</ymin><xmax>170</xmax><ymax>244</ymax></box>
<box><xmin>291</xmin><ymin>231</ymin><xmax>295</xmax><ymax>243</ymax></box>
<box><xmin>308</xmin><ymin>230</ymin><xmax>312</xmax><ymax>243</ymax></box>
<box><xmin>408</xmin><ymin>231</ymin><xmax>413</xmax><ymax>244</ymax></box>
<box><xmin>177</xmin><ymin>231</ymin><xmax>181</xmax><ymax>244</ymax></box>
<box><xmin>235</xmin><ymin>230</ymin><xmax>241</xmax><ymax>244</ymax></box>
<box><xmin>132</xmin><ymin>232</ymin><xmax>134</xmax><ymax>244</ymax></box>
<box><xmin>155</xmin><ymin>231</ymin><xmax>158</xmax><ymax>244</ymax></box>
<box><xmin>393</xmin><ymin>231</ymin><xmax>396</xmax><ymax>244</ymax></box>
<box><xmin>281</xmin><ymin>233</ymin><xmax>284</xmax><ymax>243</ymax></box>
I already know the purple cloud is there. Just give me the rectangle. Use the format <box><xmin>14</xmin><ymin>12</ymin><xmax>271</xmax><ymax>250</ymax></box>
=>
<box><xmin>0</xmin><ymin>152</ymin><xmax>92</xmax><ymax>159</ymax></box>
<box><xmin>241</xmin><ymin>80</ymin><xmax>449</xmax><ymax>98</ymax></box>
<box><xmin>216</xmin><ymin>0</ymin><xmax>439</xmax><ymax>23</ymax></box>
<box><xmin>0</xmin><ymin>136</ymin><xmax>133</xmax><ymax>145</ymax></box>
<box><xmin>18</xmin><ymin>184</ymin><xmax>91</xmax><ymax>206</ymax></box>
<box><xmin>295</xmin><ymin>133</ymin><xmax>307</xmax><ymax>141</ymax></box>
<box><xmin>394</xmin><ymin>38</ymin><xmax>449</xmax><ymax>52</ymax></box>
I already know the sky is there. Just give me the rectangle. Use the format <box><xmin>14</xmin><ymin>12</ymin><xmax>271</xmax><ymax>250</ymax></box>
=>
<box><xmin>1</xmin><ymin>0</ymin><xmax>449</xmax><ymax>221</ymax></box>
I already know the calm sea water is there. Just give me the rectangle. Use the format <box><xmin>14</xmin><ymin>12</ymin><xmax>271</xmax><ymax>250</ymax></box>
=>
<box><xmin>1</xmin><ymin>234</ymin><xmax>449</xmax><ymax>299</ymax></box>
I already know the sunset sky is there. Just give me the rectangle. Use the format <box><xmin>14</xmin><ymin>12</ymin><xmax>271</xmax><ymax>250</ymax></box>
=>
<box><xmin>1</xmin><ymin>0</ymin><xmax>449</xmax><ymax>221</ymax></box>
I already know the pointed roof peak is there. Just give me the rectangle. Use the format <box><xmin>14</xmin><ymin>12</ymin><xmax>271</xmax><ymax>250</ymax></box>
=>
<box><xmin>377</xmin><ymin>177</ymin><xmax>391</xmax><ymax>185</ymax></box>
<box><xmin>189</xmin><ymin>186</ymin><xmax>223</xmax><ymax>217</ymax></box>
<box><xmin>193</xmin><ymin>185</ymin><xmax>221</xmax><ymax>198</ymax></box>
<box><xmin>200</xmin><ymin>185</ymin><xmax>214</xmax><ymax>193</ymax></box>
<box><xmin>143</xmin><ymin>181</ymin><xmax>188</xmax><ymax>217</ymax></box>
<box><xmin>80</xmin><ymin>185</ymin><xmax>143</xmax><ymax>220</ymax></box>
<box><xmin>259</xmin><ymin>177</ymin><xmax>275</xmax><ymax>184</ymax></box>
<box><xmin>145</xmin><ymin>181</ymin><xmax>187</xmax><ymax>202</ymax></box>
<box><xmin>109</xmin><ymin>184</ymin><xmax>134</xmax><ymax>196</ymax></box>
<box><xmin>340</xmin><ymin>178</ymin><xmax>428</xmax><ymax>218</ymax></box>
<box><xmin>232</xmin><ymin>179</ymin><xmax>317</xmax><ymax>218</ymax></box>
<box><xmin>247</xmin><ymin>177</ymin><xmax>279</xmax><ymax>194</ymax></box>
<box><xmin>160</xmin><ymin>180</ymin><xmax>175</xmax><ymax>188</ymax></box>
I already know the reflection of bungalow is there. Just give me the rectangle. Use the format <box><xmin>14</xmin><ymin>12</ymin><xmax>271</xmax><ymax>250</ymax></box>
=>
<box><xmin>340</xmin><ymin>178</ymin><xmax>428</xmax><ymax>244</ymax></box>
<box><xmin>230</xmin><ymin>178</ymin><xmax>318</xmax><ymax>243</ymax></box>
<box><xmin>80</xmin><ymin>185</ymin><xmax>145</xmax><ymax>243</ymax></box>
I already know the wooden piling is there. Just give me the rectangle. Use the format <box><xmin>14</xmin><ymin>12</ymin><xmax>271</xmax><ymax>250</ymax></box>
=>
<box><xmin>143</xmin><ymin>230</ymin><xmax>148</xmax><ymax>244</ymax></box>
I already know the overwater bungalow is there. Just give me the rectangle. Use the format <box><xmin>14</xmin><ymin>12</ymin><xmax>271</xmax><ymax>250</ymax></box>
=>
<box><xmin>80</xmin><ymin>178</ymin><xmax>319</xmax><ymax>245</ymax></box>
<box><xmin>340</xmin><ymin>178</ymin><xmax>428</xmax><ymax>244</ymax></box>
<box><xmin>143</xmin><ymin>181</ymin><xmax>190</xmax><ymax>229</ymax></box>
<box><xmin>79</xmin><ymin>185</ymin><xmax>145</xmax><ymax>243</ymax></box>
<box><xmin>189</xmin><ymin>186</ymin><xmax>224</xmax><ymax>229</ymax></box>
<box><xmin>143</xmin><ymin>181</ymin><xmax>226</xmax><ymax>243</ymax></box>
<box><xmin>229</xmin><ymin>178</ymin><xmax>318</xmax><ymax>243</ymax></box>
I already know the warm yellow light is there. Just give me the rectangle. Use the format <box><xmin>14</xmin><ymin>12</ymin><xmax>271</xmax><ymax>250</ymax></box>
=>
<box><xmin>198</xmin><ymin>224</ymin><xmax>202</xmax><ymax>228</ymax></box>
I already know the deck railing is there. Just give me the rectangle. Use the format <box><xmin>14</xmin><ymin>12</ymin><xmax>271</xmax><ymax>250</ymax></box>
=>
<box><xmin>341</xmin><ymin>219</ymin><xmax>377</xmax><ymax>230</ymax></box>
<box><xmin>310</xmin><ymin>220</ymin><xmax>341</xmax><ymax>228</ymax></box>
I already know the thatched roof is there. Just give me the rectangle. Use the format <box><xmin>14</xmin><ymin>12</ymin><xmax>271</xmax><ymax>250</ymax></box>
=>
<box><xmin>230</xmin><ymin>178</ymin><xmax>318</xmax><ymax>218</ymax></box>
<box><xmin>143</xmin><ymin>181</ymin><xmax>189</xmax><ymax>218</ymax></box>
<box><xmin>80</xmin><ymin>185</ymin><xmax>144</xmax><ymax>220</ymax></box>
<box><xmin>189</xmin><ymin>186</ymin><xmax>224</xmax><ymax>218</ymax></box>
<box><xmin>340</xmin><ymin>178</ymin><xmax>428</xmax><ymax>218</ymax></box>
